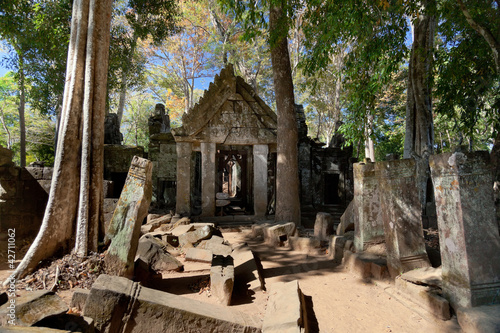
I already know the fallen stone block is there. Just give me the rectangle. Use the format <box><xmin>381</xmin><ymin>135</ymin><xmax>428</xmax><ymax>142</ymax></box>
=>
<box><xmin>456</xmin><ymin>305</ymin><xmax>500</xmax><ymax>333</ymax></box>
<box><xmin>233</xmin><ymin>243</ymin><xmax>265</xmax><ymax>292</ymax></box>
<box><xmin>140</xmin><ymin>215</ymin><xmax>170</xmax><ymax>234</ymax></box>
<box><xmin>394</xmin><ymin>275</ymin><xmax>451</xmax><ymax>320</ymax></box>
<box><xmin>262</xmin><ymin>280</ymin><xmax>305</xmax><ymax>333</ymax></box>
<box><xmin>104</xmin><ymin>156</ymin><xmax>153</xmax><ymax>278</ymax></box>
<box><xmin>251</xmin><ymin>224</ymin><xmax>267</xmax><ymax>238</ymax></box>
<box><xmin>337</xmin><ymin>200</ymin><xmax>356</xmax><ymax>236</ymax></box>
<box><xmin>0</xmin><ymin>290</ymin><xmax>68</xmax><ymax>327</ymax></box>
<box><xmin>135</xmin><ymin>234</ymin><xmax>183</xmax><ymax>272</ymax></box>
<box><xmin>328</xmin><ymin>236</ymin><xmax>346</xmax><ymax>263</ymax></box>
<box><xmin>170</xmin><ymin>224</ymin><xmax>195</xmax><ymax>237</ymax></box>
<box><xmin>178</xmin><ymin>225</ymin><xmax>214</xmax><ymax>248</ymax></box>
<box><xmin>198</xmin><ymin>236</ymin><xmax>232</xmax><ymax>256</ymax></box>
<box><xmin>314</xmin><ymin>212</ymin><xmax>335</xmax><ymax>241</ymax></box>
<box><xmin>289</xmin><ymin>236</ymin><xmax>321</xmax><ymax>253</ymax></box>
<box><xmin>185</xmin><ymin>248</ymin><xmax>213</xmax><ymax>263</ymax></box>
<box><xmin>343</xmin><ymin>251</ymin><xmax>389</xmax><ymax>280</ymax></box>
<box><xmin>70</xmin><ymin>288</ymin><xmax>90</xmax><ymax>312</ymax></box>
<box><xmin>264</xmin><ymin>222</ymin><xmax>296</xmax><ymax>246</ymax></box>
<box><xmin>211</xmin><ymin>255</ymin><xmax>235</xmax><ymax>306</ymax></box>
<box><xmin>83</xmin><ymin>274</ymin><xmax>262</xmax><ymax>333</ymax></box>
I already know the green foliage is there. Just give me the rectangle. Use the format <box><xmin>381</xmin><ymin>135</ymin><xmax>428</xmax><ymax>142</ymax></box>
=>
<box><xmin>121</xmin><ymin>91</ymin><xmax>155</xmax><ymax>149</ymax></box>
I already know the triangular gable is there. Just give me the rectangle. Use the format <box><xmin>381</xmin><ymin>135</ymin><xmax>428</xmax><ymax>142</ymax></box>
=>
<box><xmin>172</xmin><ymin>64</ymin><xmax>277</xmax><ymax>145</ymax></box>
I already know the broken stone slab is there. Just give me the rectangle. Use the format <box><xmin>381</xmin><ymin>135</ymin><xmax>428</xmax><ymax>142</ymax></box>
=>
<box><xmin>375</xmin><ymin>159</ymin><xmax>430</xmax><ymax>277</ymax></box>
<box><xmin>185</xmin><ymin>248</ymin><xmax>213</xmax><ymax>263</ymax></box>
<box><xmin>83</xmin><ymin>274</ymin><xmax>261</xmax><ymax>333</ymax></box>
<box><xmin>216</xmin><ymin>192</ymin><xmax>230</xmax><ymax>200</ymax></box>
<box><xmin>70</xmin><ymin>288</ymin><xmax>90</xmax><ymax>312</ymax></box>
<box><xmin>262</xmin><ymin>280</ymin><xmax>305</xmax><ymax>333</ymax></box>
<box><xmin>251</xmin><ymin>223</ymin><xmax>267</xmax><ymax>238</ymax></box>
<box><xmin>170</xmin><ymin>224</ymin><xmax>195</xmax><ymax>237</ymax></box>
<box><xmin>456</xmin><ymin>305</ymin><xmax>500</xmax><ymax>333</ymax></box>
<box><xmin>264</xmin><ymin>222</ymin><xmax>296</xmax><ymax>246</ymax></box>
<box><xmin>140</xmin><ymin>215</ymin><xmax>171</xmax><ymax>234</ymax></box>
<box><xmin>211</xmin><ymin>255</ymin><xmax>235</xmax><ymax>306</ymax></box>
<box><xmin>104</xmin><ymin>156</ymin><xmax>153</xmax><ymax>278</ymax></box>
<box><xmin>328</xmin><ymin>235</ymin><xmax>346</xmax><ymax>263</ymax></box>
<box><xmin>289</xmin><ymin>236</ymin><xmax>321</xmax><ymax>254</ymax></box>
<box><xmin>0</xmin><ymin>290</ymin><xmax>68</xmax><ymax>327</ymax></box>
<box><xmin>198</xmin><ymin>236</ymin><xmax>232</xmax><ymax>256</ymax></box>
<box><xmin>178</xmin><ymin>225</ymin><xmax>214</xmax><ymax>248</ymax></box>
<box><xmin>343</xmin><ymin>251</ymin><xmax>389</xmax><ymax>280</ymax></box>
<box><xmin>337</xmin><ymin>200</ymin><xmax>356</xmax><ymax>236</ymax></box>
<box><xmin>394</xmin><ymin>276</ymin><xmax>451</xmax><ymax>320</ymax></box>
<box><xmin>314</xmin><ymin>212</ymin><xmax>335</xmax><ymax>241</ymax></box>
<box><xmin>399</xmin><ymin>266</ymin><xmax>442</xmax><ymax>289</ymax></box>
<box><xmin>232</xmin><ymin>243</ymin><xmax>265</xmax><ymax>292</ymax></box>
<box><xmin>135</xmin><ymin>234</ymin><xmax>183</xmax><ymax>272</ymax></box>
<box><xmin>430</xmin><ymin>151</ymin><xmax>500</xmax><ymax>308</ymax></box>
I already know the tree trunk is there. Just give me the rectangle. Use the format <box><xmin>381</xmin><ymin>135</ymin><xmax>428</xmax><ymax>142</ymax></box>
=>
<box><xmin>18</xmin><ymin>53</ymin><xmax>26</xmax><ymax>167</ymax></box>
<box><xmin>270</xmin><ymin>3</ymin><xmax>301</xmax><ymax>225</ymax></box>
<box><xmin>0</xmin><ymin>106</ymin><xmax>12</xmax><ymax>149</ymax></box>
<box><xmin>403</xmin><ymin>0</ymin><xmax>436</xmax><ymax>208</ymax></box>
<box><xmin>116</xmin><ymin>34</ymin><xmax>138</xmax><ymax>127</ymax></box>
<box><xmin>4</xmin><ymin>0</ymin><xmax>112</xmax><ymax>283</ymax></box>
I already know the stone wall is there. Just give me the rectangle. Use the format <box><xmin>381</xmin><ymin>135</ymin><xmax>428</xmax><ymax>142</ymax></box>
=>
<box><xmin>0</xmin><ymin>166</ymin><xmax>52</xmax><ymax>240</ymax></box>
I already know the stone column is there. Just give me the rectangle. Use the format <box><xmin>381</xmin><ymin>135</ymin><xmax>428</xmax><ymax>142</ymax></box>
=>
<box><xmin>176</xmin><ymin>141</ymin><xmax>192</xmax><ymax>216</ymax></box>
<box><xmin>375</xmin><ymin>159</ymin><xmax>430</xmax><ymax>276</ymax></box>
<box><xmin>353</xmin><ymin>161</ymin><xmax>384</xmax><ymax>252</ymax></box>
<box><xmin>253</xmin><ymin>145</ymin><xmax>268</xmax><ymax>217</ymax></box>
<box><xmin>430</xmin><ymin>151</ymin><xmax>500</xmax><ymax>308</ymax></box>
<box><xmin>201</xmin><ymin>142</ymin><xmax>216</xmax><ymax>216</ymax></box>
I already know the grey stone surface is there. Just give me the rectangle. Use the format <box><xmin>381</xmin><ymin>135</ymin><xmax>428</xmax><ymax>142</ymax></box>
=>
<box><xmin>211</xmin><ymin>255</ymin><xmax>235</xmax><ymax>306</ymax></box>
<box><xmin>0</xmin><ymin>145</ymin><xmax>14</xmax><ymax>166</ymax></box>
<box><xmin>233</xmin><ymin>243</ymin><xmax>266</xmax><ymax>293</ymax></box>
<box><xmin>430</xmin><ymin>151</ymin><xmax>500</xmax><ymax>308</ymax></box>
<box><xmin>104</xmin><ymin>156</ymin><xmax>153</xmax><ymax>278</ymax></box>
<box><xmin>185</xmin><ymin>248</ymin><xmax>213</xmax><ymax>263</ymax></box>
<box><xmin>178</xmin><ymin>225</ymin><xmax>214</xmax><ymax>248</ymax></box>
<box><xmin>70</xmin><ymin>288</ymin><xmax>90</xmax><ymax>312</ymax></box>
<box><xmin>264</xmin><ymin>222</ymin><xmax>296</xmax><ymax>246</ymax></box>
<box><xmin>135</xmin><ymin>234</ymin><xmax>183</xmax><ymax>272</ymax></box>
<box><xmin>175</xmin><ymin>141</ymin><xmax>192</xmax><ymax>216</ymax></box>
<box><xmin>0</xmin><ymin>291</ymin><xmax>68</xmax><ymax>327</ymax></box>
<box><xmin>201</xmin><ymin>142</ymin><xmax>216</xmax><ymax>216</ymax></box>
<box><xmin>329</xmin><ymin>235</ymin><xmax>346</xmax><ymax>263</ymax></box>
<box><xmin>314</xmin><ymin>212</ymin><xmax>335</xmax><ymax>241</ymax></box>
<box><xmin>289</xmin><ymin>236</ymin><xmax>321</xmax><ymax>253</ymax></box>
<box><xmin>253</xmin><ymin>144</ymin><xmax>269</xmax><ymax>216</ymax></box>
<box><xmin>375</xmin><ymin>159</ymin><xmax>430</xmax><ymax>276</ymax></box>
<box><xmin>353</xmin><ymin>161</ymin><xmax>384</xmax><ymax>251</ymax></box>
<box><xmin>262</xmin><ymin>280</ymin><xmax>304</xmax><ymax>333</ymax></box>
<box><xmin>83</xmin><ymin>274</ymin><xmax>261</xmax><ymax>333</ymax></box>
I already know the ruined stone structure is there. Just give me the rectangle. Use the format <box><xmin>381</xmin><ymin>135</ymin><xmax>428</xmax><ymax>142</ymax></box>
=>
<box><xmin>170</xmin><ymin>65</ymin><xmax>278</xmax><ymax>218</ymax></box>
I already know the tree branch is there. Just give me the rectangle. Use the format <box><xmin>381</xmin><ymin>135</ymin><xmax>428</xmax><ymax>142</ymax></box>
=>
<box><xmin>456</xmin><ymin>0</ymin><xmax>500</xmax><ymax>73</ymax></box>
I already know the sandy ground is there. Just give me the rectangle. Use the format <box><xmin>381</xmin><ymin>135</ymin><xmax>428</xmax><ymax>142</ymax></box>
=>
<box><xmin>0</xmin><ymin>228</ymin><xmax>462</xmax><ymax>332</ymax></box>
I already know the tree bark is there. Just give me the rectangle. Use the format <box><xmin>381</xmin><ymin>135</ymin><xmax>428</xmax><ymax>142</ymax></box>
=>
<box><xmin>18</xmin><ymin>53</ymin><xmax>26</xmax><ymax>167</ymax></box>
<box><xmin>4</xmin><ymin>0</ymin><xmax>112</xmax><ymax>283</ymax></box>
<box><xmin>403</xmin><ymin>0</ymin><xmax>436</xmax><ymax>209</ymax></box>
<box><xmin>270</xmin><ymin>3</ymin><xmax>301</xmax><ymax>225</ymax></box>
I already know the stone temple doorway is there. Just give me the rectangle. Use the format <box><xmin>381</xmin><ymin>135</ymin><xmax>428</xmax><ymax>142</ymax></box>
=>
<box><xmin>216</xmin><ymin>146</ymin><xmax>253</xmax><ymax>215</ymax></box>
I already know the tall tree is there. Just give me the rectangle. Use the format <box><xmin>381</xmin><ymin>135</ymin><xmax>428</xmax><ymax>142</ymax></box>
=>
<box><xmin>5</xmin><ymin>0</ymin><xmax>113</xmax><ymax>282</ymax></box>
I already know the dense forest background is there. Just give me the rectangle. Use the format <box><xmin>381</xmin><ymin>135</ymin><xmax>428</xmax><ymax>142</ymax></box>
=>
<box><xmin>0</xmin><ymin>0</ymin><xmax>498</xmax><ymax>166</ymax></box>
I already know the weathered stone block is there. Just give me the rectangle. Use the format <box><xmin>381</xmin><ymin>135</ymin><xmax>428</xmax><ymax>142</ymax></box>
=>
<box><xmin>135</xmin><ymin>234</ymin><xmax>183</xmax><ymax>272</ymax></box>
<box><xmin>185</xmin><ymin>248</ymin><xmax>213</xmax><ymax>263</ymax></box>
<box><xmin>233</xmin><ymin>244</ymin><xmax>265</xmax><ymax>292</ymax></box>
<box><xmin>70</xmin><ymin>288</ymin><xmax>90</xmax><ymax>312</ymax></box>
<box><xmin>0</xmin><ymin>145</ymin><xmax>14</xmax><ymax>166</ymax></box>
<box><xmin>83</xmin><ymin>274</ymin><xmax>261</xmax><ymax>333</ymax></box>
<box><xmin>289</xmin><ymin>236</ymin><xmax>321</xmax><ymax>253</ymax></box>
<box><xmin>104</xmin><ymin>156</ymin><xmax>153</xmax><ymax>278</ymax></box>
<box><xmin>375</xmin><ymin>159</ymin><xmax>430</xmax><ymax>276</ymax></box>
<box><xmin>337</xmin><ymin>200</ymin><xmax>356</xmax><ymax>235</ymax></box>
<box><xmin>211</xmin><ymin>255</ymin><xmax>235</xmax><ymax>306</ymax></box>
<box><xmin>329</xmin><ymin>236</ymin><xmax>346</xmax><ymax>263</ymax></box>
<box><xmin>262</xmin><ymin>280</ymin><xmax>305</xmax><ymax>333</ymax></box>
<box><xmin>353</xmin><ymin>161</ymin><xmax>384</xmax><ymax>251</ymax></box>
<box><xmin>430</xmin><ymin>151</ymin><xmax>500</xmax><ymax>308</ymax></box>
<box><xmin>0</xmin><ymin>291</ymin><xmax>68</xmax><ymax>327</ymax></box>
<box><xmin>314</xmin><ymin>212</ymin><xmax>335</xmax><ymax>241</ymax></box>
<box><xmin>456</xmin><ymin>305</ymin><xmax>500</xmax><ymax>333</ymax></box>
<box><xmin>178</xmin><ymin>225</ymin><xmax>214</xmax><ymax>248</ymax></box>
<box><xmin>264</xmin><ymin>222</ymin><xmax>296</xmax><ymax>246</ymax></box>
